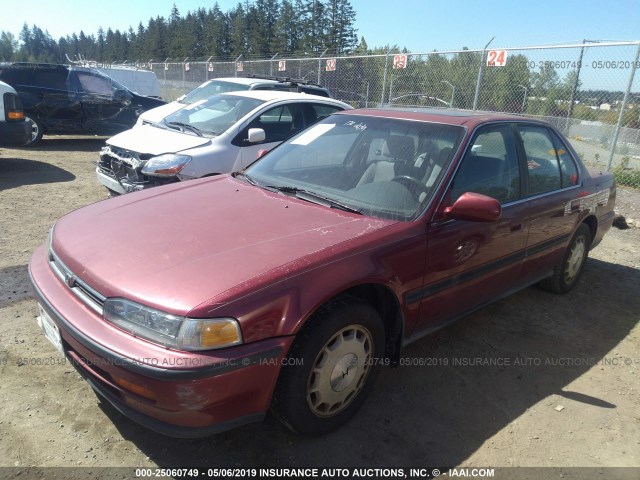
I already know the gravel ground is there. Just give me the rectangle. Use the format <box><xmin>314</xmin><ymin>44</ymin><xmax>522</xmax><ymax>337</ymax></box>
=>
<box><xmin>0</xmin><ymin>136</ymin><xmax>638</xmax><ymax>480</ymax></box>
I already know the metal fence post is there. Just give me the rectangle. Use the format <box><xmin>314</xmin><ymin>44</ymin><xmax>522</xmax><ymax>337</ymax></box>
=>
<box><xmin>318</xmin><ymin>49</ymin><xmax>327</xmax><ymax>85</ymax></box>
<box><xmin>270</xmin><ymin>53</ymin><xmax>278</xmax><ymax>76</ymax></box>
<box><xmin>234</xmin><ymin>54</ymin><xmax>242</xmax><ymax>78</ymax></box>
<box><xmin>380</xmin><ymin>49</ymin><xmax>390</xmax><ymax>107</ymax></box>
<box><xmin>473</xmin><ymin>37</ymin><xmax>494</xmax><ymax>111</ymax></box>
<box><xmin>163</xmin><ymin>57</ymin><xmax>169</xmax><ymax>100</ymax></box>
<box><xmin>205</xmin><ymin>56</ymin><xmax>212</xmax><ymax>80</ymax></box>
<box><xmin>365</xmin><ymin>81</ymin><xmax>370</xmax><ymax>108</ymax></box>
<box><xmin>182</xmin><ymin>57</ymin><xmax>189</xmax><ymax>92</ymax></box>
<box><xmin>606</xmin><ymin>41</ymin><xmax>640</xmax><ymax>171</ymax></box>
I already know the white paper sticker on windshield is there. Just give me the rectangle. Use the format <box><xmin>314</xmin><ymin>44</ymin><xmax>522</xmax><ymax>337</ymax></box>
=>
<box><xmin>291</xmin><ymin>123</ymin><xmax>336</xmax><ymax>145</ymax></box>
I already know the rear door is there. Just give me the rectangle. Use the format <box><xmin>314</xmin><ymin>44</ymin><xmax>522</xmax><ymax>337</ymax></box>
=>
<box><xmin>412</xmin><ymin>123</ymin><xmax>529</xmax><ymax>336</ymax></box>
<box><xmin>73</xmin><ymin>70</ymin><xmax>136</xmax><ymax>134</ymax></box>
<box><xmin>516</xmin><ymin>124</ymin><xmax>582</xmax><ymax>284</ymax></box>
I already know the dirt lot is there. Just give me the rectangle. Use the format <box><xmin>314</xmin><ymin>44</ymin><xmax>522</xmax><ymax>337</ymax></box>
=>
<box><xmin>0</xmin><ymin>137</ymin><xmax>639</xmax><ymax>479</ymax></box>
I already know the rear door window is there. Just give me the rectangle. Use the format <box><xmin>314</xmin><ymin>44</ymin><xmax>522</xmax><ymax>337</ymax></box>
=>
<box><xmin>311</xmin><ymin>104</ymin><xmax>342</xmax><ymax>121</ymax></box>
<box><xmin>518</xmin><ymin>125</ymin><xmax>563</xmax><ymax>195</ymax></box>
<box><xmin>76</xmin><ymin>73</ymin><xmax>113</xmax><ymax>96</ymax></box>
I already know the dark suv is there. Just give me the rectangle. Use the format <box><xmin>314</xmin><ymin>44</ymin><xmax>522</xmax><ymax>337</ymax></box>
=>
<box><xmin>0</xmin><ymin>63</ymin><xmax>166</xmax><ymax>145</ymax></box>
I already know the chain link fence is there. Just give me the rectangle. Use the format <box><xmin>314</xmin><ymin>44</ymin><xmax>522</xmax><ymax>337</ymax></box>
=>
<box><xmin>109</xmin><ymin>41</ymin><xmax>640</xmax><ymax>189</ymax></box>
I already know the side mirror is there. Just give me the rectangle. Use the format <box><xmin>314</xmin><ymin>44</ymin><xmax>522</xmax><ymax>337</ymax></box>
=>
<box><xmin>114</xmin><ymin>89</ymin><xmax>132</xmax><ymax>106</ymax></box>
<box><xmin>247</xmin><ymin>128</ymin><xmax>266</xmax><ymax>144</ymax></box>
<box><xmin>444</xmin><ymin>192</ymin><xmax>501</xmax><ymax>222</ymax></box>
<box><xmin>256</xmin><ymin>149</ymin><xmax>270</xmax><ymax>159</ymax></box>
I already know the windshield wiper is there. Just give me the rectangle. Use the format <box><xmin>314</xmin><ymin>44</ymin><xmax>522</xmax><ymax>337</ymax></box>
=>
<box><xmin>165</xmin><ymin>121</ymin><xmax>204</xmax><ymax>137</ymax></box>
<box><xmin>232</xmin><ymin>171</ymin><xmax>259</xmax><ymax>186</ymax></box>
<box><xmin>264</xmin><ymin>185</ymin><xmax>362</xmax><ymax>214</ymax></box>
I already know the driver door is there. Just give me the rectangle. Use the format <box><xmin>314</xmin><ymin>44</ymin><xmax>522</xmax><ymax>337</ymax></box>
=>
<box><xmin>73</xmin><ymin>71</ymin><xmax>133</xmax><ymax>134</ymax></box>
<box><xmin>237</xmin><ymin>104</ymin><xmax>302</xmax><ymax>169</ymax></box>
<box><xmin>411</xmin><ymin>124</ymin><xmax>530</xmax><ymax>337</ymax></box>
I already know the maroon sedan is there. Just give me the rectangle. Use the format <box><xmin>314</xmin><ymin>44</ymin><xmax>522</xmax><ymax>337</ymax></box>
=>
<box><xmin>29</xmin><ymin>109</ymin><xmax>615</xmax><ymax>437</ymax></box>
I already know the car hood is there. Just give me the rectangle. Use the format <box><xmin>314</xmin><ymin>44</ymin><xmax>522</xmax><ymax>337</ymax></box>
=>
<box><xmin>52</xmin><ymin>176</ymin><xmax>393</xmax><ymax>315</ymax></box>
<box><xmin>107</xmin><ymin>123</ymin><xmax>210</xmax><ymax>155</ymax></box>
<box><xmin>137</xmin><ymin>101</ymin><xmax>186</xmax><ymax>124</ymax></box>
<box><xmin>131</xmin><ymin>93</ymin><xmax>166</xmax><ymax>110</ymax></box>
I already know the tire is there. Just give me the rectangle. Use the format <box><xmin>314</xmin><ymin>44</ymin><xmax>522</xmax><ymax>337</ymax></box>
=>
<box><xmin>539</xmin><ymin>223</ymin><xmax>591</xmax><ymax>294</ymax></box>
<box><xmin>23</xmin><ymin>115</ymin><xmax>44</xmax><ymax>146</ymax></box>
<box><xmin>272</xmin><ymin>297</ymin><xmax>385</xmax><ymax>436</ymax></box>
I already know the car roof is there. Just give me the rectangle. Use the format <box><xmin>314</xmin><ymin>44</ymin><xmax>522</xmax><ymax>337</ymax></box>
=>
<box><xmin>218</xmin><ymin>89</ymin><xmax>350</xmax><ymax>106</ymax></box>
<box><xmin>337</xmin><ymin>107</ymin><xmax>535</xmax><ymax>128</ymax></box>
<box><xmin>207</xmin><ymin>77</ymin><xmax>279</xmax><ymax>86</ymax></box>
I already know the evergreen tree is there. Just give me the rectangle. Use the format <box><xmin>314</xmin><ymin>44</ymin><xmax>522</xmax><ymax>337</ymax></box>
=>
<box><xmin>0</xmin><ymin>31</ymin><xmax>17</xmax><ymax>61</ymax></box>
<box><xmin>325</xmin><ymin>0</ymin><xmax>357</xmax><ymax>55</ymax></box>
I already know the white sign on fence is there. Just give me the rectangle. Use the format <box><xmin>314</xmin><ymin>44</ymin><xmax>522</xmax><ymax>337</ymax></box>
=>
<box><xmin>487</xmin><ymin>50</ymin><xmax>508</xmax><ymax>67</ymax></box>
<box><xmin>278</xmin><ymin>60</ymin><xmax>286</xmax><ymax>72</ymax></box>
<box><xmin>393</xmin><ymin>54</ymin><xmax>408</xmax><ymax>69</ymax></box>
<box><xmin>325</xmin><ymin>59</ymin><xmax>337</xmax><ymax>71</ymax></box>
<box><xmin>237</xmin><ymin>62</ymin><xmax>244</xmax><ymax>72</ymax></box>
<box><xmin>208</xmin><ymin>62</ymin><xmax>214</xmax><ymax>72</ymax></box>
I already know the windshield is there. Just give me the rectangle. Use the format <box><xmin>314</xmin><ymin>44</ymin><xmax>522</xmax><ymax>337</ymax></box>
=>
<box><xmin>246</xmin><ymin>115</ymin><xmax>464</xmax><ymax>221</ymax></box>
<box><xmin>182</xmin><ymin>80</ymin><xmax>253</xmax><ymax>104</ymax></box>
<box><xmin>164</xmin><ymin>94</ymin><xmax>264</xmax><ymax>137</ymax></box>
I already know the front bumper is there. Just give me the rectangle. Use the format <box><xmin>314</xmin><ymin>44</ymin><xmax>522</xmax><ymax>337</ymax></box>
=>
<box><xmin>0</xmin><ymin>120</ymin><xmax>30</xmax><ymax>147</ymax></box>
<box><xmin>96</xmin><ymin>166</ymin><xmax>179</xmax><ymax>195</ymax></box>
<box><xmin>95</xmin><ymin>167</ymin><xmax>131</xmax><ymax>195</ymax></box>
<box><xmin>29</xmin><ymin>244</ymin><xmax>295</xmax><ymax>437</ymax></box>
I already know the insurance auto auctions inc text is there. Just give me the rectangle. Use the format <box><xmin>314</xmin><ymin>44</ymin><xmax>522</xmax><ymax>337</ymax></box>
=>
<box><xmin>253</xmin><ymin>468</ymin><xmax>494</xmax><ymax>478</ymax></box>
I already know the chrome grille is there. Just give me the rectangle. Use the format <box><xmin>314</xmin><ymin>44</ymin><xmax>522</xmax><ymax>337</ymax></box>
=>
<box><xmin>48</xmin><ymin>245</ymin><xmax>106</xmax><ymax>315</ymax></box>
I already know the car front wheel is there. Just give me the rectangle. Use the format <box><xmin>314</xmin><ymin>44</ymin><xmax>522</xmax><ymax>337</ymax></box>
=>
<box><xmin>540</xmin><ymin>223</ymin><xmax>591</xmax><ymax>293</ymax></box>
<box><xmin>272</xmin><ymin>297</ymin><xmax>385</xmax><ymax>436</ymax></box>
<box><xmin>23</xmin><ymin>115</ymin><xmax>44</xmax><ymax>146</ymax></box>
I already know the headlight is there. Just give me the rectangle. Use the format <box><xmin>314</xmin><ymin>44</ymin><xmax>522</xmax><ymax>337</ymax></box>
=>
<box><xmin>103</xmin><ymin>298</ymin><xmax>242</xmax><ymax>351</ymax></box>
<box><xmin>141</xmin><ymin>154</ymin><xmax>192</xmax><ymax>177</ymax></box>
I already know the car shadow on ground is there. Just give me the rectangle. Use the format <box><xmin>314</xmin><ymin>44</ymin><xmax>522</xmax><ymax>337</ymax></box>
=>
<box><xmin>0</xmin><ymin>157</ymin><xmax>75</xmax><ymax>190</ymax></box>
<box><xmin>24</xmin><ymin>136</ymin><xmax>108</xmax><ymax>153</ymax></box>
<box><xmin>90</xmin><ymin>257</ymin><xmax>638</xmax><ymax>468</ymax></box>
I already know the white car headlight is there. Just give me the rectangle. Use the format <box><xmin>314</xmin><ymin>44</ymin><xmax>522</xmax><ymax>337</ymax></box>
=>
<box><xmin>141</xmin><ymin>154</ymin><xmax>192</xmax><ymax>177</ymax></box>
<box><xmin>103</xmin><ymin>298</ymin><xmax>242</xmax><ymax>351</ymax></box>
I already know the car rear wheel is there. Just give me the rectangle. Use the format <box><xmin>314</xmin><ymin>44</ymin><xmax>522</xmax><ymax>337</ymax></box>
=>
<box><xmin>272</xmin><ymin>297</ymin><xmax>385</xmax><ymax>436</ymax></box>
<box><xmin>23</xmin><ymin>115</ymin><xmax>44</xmax><ymax>146</ymax></box>
<box><xmin>539</xmin><ymin>223</ymin><xmax>591</xmax><ymax>294</ymax></box>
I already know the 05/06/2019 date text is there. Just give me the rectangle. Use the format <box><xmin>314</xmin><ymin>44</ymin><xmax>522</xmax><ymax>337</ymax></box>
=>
<box><xmin>526</xmin><ymin>60</ymin><xmax>640</xmax><ymax>70</ymax></box>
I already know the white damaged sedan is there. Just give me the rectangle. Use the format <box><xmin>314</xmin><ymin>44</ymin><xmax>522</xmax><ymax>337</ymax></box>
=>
<box><xmin>96</xmin><ymin>90</ymin><xmax>350</xmax><ymax>195</ymax></box>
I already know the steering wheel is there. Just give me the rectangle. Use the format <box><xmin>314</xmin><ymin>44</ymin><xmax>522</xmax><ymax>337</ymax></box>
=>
<box><xmin>391</xmin><ymin>175</ymin><xmax>428</xmax><ymax>200</ymax></box>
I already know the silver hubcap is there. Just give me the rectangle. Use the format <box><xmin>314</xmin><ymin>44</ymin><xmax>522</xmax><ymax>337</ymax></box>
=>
<box><xmin>564</xmin><ymin>236</ymin><xmax>586</xmax><ymax>283</ymax></box>
<box><xmin>25</xmin><ymin>117</ymin><xmax>39</xmax><ymax>142</ymax></box>
<box><xmin>307</xmin><ymin>325</ymin><xmax>373</xmax><ymax>417</ymax></box>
